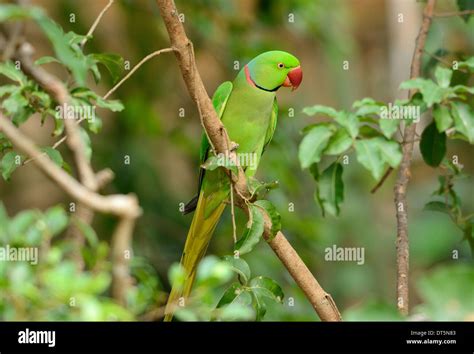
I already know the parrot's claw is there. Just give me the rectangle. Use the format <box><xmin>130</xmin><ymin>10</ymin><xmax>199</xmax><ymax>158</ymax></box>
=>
<box><xmin>230</xmin><ymin>142</ymin><xmax>239</xmax><ymax>152</ymax></box>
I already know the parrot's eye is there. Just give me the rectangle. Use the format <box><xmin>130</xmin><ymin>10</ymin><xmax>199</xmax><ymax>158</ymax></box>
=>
<box><xmin>277</xmin><ymin>63</ymin><xmax>284</xmax><ymax>69</ymax></box>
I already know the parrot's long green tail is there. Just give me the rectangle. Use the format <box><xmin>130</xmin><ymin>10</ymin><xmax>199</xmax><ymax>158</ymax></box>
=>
<box><xmin>164</xmin><ymin>191</ymin><xmax>225</xmax><ymax>321</ymax></box>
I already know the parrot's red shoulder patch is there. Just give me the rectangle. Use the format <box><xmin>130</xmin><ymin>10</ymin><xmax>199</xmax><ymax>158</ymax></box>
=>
<box><xmin>244</xmin><ymin>65</ymin><xmax>257</xmax><ymax>88</ymax></box>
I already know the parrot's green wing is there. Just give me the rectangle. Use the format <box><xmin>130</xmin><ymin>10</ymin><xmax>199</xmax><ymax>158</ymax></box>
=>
<box><xmin>183</xmin><ymin>81</ymin><xmax>233</xmax><ymax>214</ymax></box>
<box><xmin>199</xmin><ymin>81</ymin><xmax>233</xmax><ymax>164</ymax></box>
<box><xmin>262</xmin><ymin>98</ymin><xmax>278</xmax><ymax>153</ymax></box>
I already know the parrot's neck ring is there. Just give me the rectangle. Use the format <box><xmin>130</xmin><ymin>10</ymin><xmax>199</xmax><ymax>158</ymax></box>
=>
<box><xmin>244</xmin><ymin>65</ymin><xmax>280</xmax><ymax>92</ymax></box>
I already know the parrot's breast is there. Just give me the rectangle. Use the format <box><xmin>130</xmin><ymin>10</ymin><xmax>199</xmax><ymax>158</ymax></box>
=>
<box><xmin>220</xmin><ymin>73</ymin><xmax>276</xmax><ymax>162</ymax></box>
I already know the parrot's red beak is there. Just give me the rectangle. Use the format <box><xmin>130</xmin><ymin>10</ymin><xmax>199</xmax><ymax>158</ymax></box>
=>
<box><xmin>283</xmin><ymin>66</ymin><xmax>302</xmax><ymax>91</ymax></box>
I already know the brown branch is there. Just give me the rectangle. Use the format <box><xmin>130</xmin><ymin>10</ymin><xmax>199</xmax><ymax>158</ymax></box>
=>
<box><xmin>16</xmin><ymin>42</ymin><xmax>99</xmax><ymax>267</ymax></box>
<box><xmin>156</xmin><ymin>0</ymin><xmax>341</xmax><ymax>321</ymax></box>
<box><xmin>111</xmin><ymin>216</ymin><xmax>137</xmax><ymax>305</ymax></box>
<box><xmin>371</xmin><ymin>167</ymin><xmax>393</xmax><ymax>194</ymax></box>
<box><xmin>0</xmin><ymin>113</ymin><xmax>141</xmax><ymax>218</ymax></box>
<box><xmin>268</xmin><ymin>232</ymin><xmax>341</xmax><ymax>320</ymax></box>
<box><xmin>394</xmin><ymin>0</ymin><xmax>436</xmax><ymax>316</ymax></box>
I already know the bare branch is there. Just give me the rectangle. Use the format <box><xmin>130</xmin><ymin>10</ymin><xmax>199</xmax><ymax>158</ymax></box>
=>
<box><xmin>111</xmin><ymin>216</ymin><xmax>137</xmax><ymax>305</ymax></box>
<box><xmin>371</xmin><ymin>167</ymin><xmax>393</xmax><ymax>194</ymax></box>
<box><xmin>394</xmin><ymin>0</ymin><xmax>436</xmax><ymax>316</ymax></box>
<box><xmin>0</xmin><ymin>113</ymin><xmax>141</xmax><ymax>218</ymax></box>
<box><xmin>156</xmin><ymin>0</ymin><xmax>341</xmax><ymax>321</ymax></box>
<box><xmin>80</xmin><ymin>0</ymin><xmax>115</xmax><ymax>48</ymax></box>
<box><xmin>104</xmin><ymin>48</ymin><xmax>174</xmax><ymax>99</ymax></box>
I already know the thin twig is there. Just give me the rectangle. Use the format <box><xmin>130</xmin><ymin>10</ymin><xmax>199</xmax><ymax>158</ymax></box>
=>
<box><xmin>371</xmin><ymin>167</ymin><xmax>393</xmax><ymax>194</ymax></box>
<box><xmin>103</xmin><ymin>48</ymin><xmax>174</xmax><ymax>99</ymax></box>
<box><xmin>80</xmin><ymin>0</ymin><xmax>115</xmax><ymax>48</ymax></box>
<box><xmin>394</xmin><ymin>0</ymin><xmax>436</xmax><ymax>316</ymax></box>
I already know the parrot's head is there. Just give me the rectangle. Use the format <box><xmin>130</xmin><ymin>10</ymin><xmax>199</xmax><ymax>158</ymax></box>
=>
<box><xmin>245</xmin><ymin>50</ymin><xmax>302</xmax><ymax>92</ymax></box>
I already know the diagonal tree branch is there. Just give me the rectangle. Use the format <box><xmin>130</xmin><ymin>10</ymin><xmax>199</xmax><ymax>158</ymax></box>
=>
<box><xmin>394</xmin><ymin>0</ymin><xmax>436</xmax><ymax>316</ymax></box>
<box><xmin>156</xmin><ymin>0</ymin><xmax>341</xmax><ymax>321</ymax></box>
<box><xmin>0</xmin><ymin>112</ymin><xmax>141</xmax><ymax>218</ymax></box>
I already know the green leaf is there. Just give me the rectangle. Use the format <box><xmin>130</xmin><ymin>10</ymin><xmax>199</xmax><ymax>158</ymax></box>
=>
<box><xmin>216</xmin><ymin>283</ymin><xmax>253</xmax><ymax>316</ymax></box>
<box><xmin>298</xmin><ymin>125</ymin><xmax>335</xmax><ymax>169</ymax></box>
<box><xmin>314</xmin><ymin>162</ymin><xmax>344</xmax><ymax>217</ymax></box>
<box><xmin>195</xmin><ymin>256</ymin><xmax>233</xmax><ymax>286</ymax></box>
<box><xmin>323</xmin><ymin>129</ymin><xmax>352</xmax><ymax>155</ymax></box>
<box><xmin>168</xmin><ymin>263</ymin><xmax>186</xmax><ymax>291</ymax></box>
<box><xmin>87</xmin><ymin>116</ymin><xmax>103</xmax><ymax>134</ymax></box>
<box><xmin>353</xmin><ymin>97</ymin><xmax>384</xmax><ymax>116</ymax></box>
<box><xmin>44</xmin><ymin>206</ymin><xmax>68</xmax><ymax>235</ymax></box>
<box><xmin>399</xmin><ymin>78</ymin><xmax>448</xmax><ymax>107</ymax></box>
<box><xmin>355</xmin><ymin>139</ymin><xmax>384</xmax><ymax>180</ymax></box>
<box><xmin>88</xmin><ymin>53</ymin><xmax>124</xmax><ymax>83</ymax></box>
<box><xmin>41</xmin><ymin>147</ymin><xmax>63</xmax><ymax>167</ymax></box>
<box><xmin>458</xmin><ymin>57</ymin><xmax>474</xmax><ymax>72</ymax></box>
<box><xmin>423</xmin><ymin>201</ymin><xmax>452</xmax><ymax>214</ymax></box>
<box><xmin>375</xmin><ymin>138</ymin><xmax>403</xmax><ymax>168</ymax></box>
<box><xmin>335</xmin><ymin>111</ymin><xmax>359</xmax><ymax>138</ymax></box>
<box><xmin>0</xmin><ymin>61</ymin><xmax>28</xmax><ymax>85</ymax></box>
<box><xmin>1</xmin><ymin>151</ymin><xmax>21</xmax><ymax>180</ymax></box>
<box><xmin>251</xmin><ymin>290</ymin><xmax>267</xmax><ymax>321</ymax></box>
<box><xmin>53</xmin><ymin>115</ymin><xmax>65</xmax><ymax>136</ymax></box>
<box><xmin>88</xmin><ymin>61</ymin><xmax>101</xmax><ymax>83</ymax></box>
<box><xmin>254</xmin><ymin>199</ymin><xmax>281</xmax><ymax>239</ymax></box>
<box><xmin>72</xmin><ymin>217</ymin><xmax>98</xmax><ymax>246</ymax></box>
<box><xmin>434</xmin><ymin>66</ymin><xmax>452</xmax><ymax>88</ymax></box>
<box><xmin>94</xmin><ymin>97</ymin><xmax>124</xmax><ymax>112</ymax></box>
<box><xmin>249</xmin><ymin>276</ymin><xmax>284</xmax><ymax>303</ymax></box>
<box><xmin>420</xmin><ymin>122</ymin><xmax>446</xmax><ymax>167</ymax></box>
<box><xmin>201</xmin><ymin>155</ymin><xmax>220</xmax><ymax>171</ymax></box>
<box><xmin>71</xmin><ymin>87</ymin><xmax>124</xmax><ymax>112</ymax></box>
<box><xmin>34</xmin><ymin>16</ymin><xmax>89</xmax><ymax>86</ymax></box>
<box><xmin>302</xmin><ymin>105</ymin><xmax>338</xmax><ymax>118</ymax></box>
<box><xmin>9</xmin><ymin>210</ymin><xmax>38</xmax><ymax>235</ymax></box>
<box><xmin>451</xmin><ymin>102</ymin><xmax>474</xmax><ymax>143</ymax></box>
<box><xmin>0</xmin><ymin>85</ymin><xmax>18</xmax><ymax>98</ymax></box>
<box><xmin>379</xmin><ymin>117</ymin><xmax>400</xmax><ymax>139</ymax></box>
<box><xmin>31</xmin><ymin>90</ymin><xmax>51</xmax><ymax>107</ymax></box>
<box><xmin>0</xmin><ymin>4</ymin><xmax>42</xmax><ymax>22</ymax></box>
<box><xmin>452</xmin><ymin>85</ymin><xmax>474</xmax><ymax>95</ymax></box>
<box><xmin>355</xmin><ymin>138</ymin><xmax>401</xmax><ymax>180</ymax></box>
<box><xmin>433</xmin><ymin>104</ymin><xmax>453</xmax><ymax>133</ymax></box>
<box><xmin>34</xmin><ymin>56</ymin><xmax>60</xmax><ymax>65</ymax></box>
<box><xmin>456</xmin><ymin>0</ymin><xmax>474</xmax><ymax>22</ymax></box>
<box><xmin>223</xmin><ymin>255</ymin><xmax>251</xmax><ymax>285</ymax></box>
<box><xmin>2</xmin><ymin>90</ymin><xmax>28</xmax><ymax>116</ymax></box>
<box><xmin>235</xmin><ymin>204</ymin><xmax>264</xmax><ymax>255</ymax></box>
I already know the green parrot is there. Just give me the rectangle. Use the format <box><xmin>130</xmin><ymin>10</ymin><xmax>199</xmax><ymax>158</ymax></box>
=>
<box><xmin>164</xmin><ymin>50</ymin><xmax>302</xmax><ymax>321</ymax></box>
